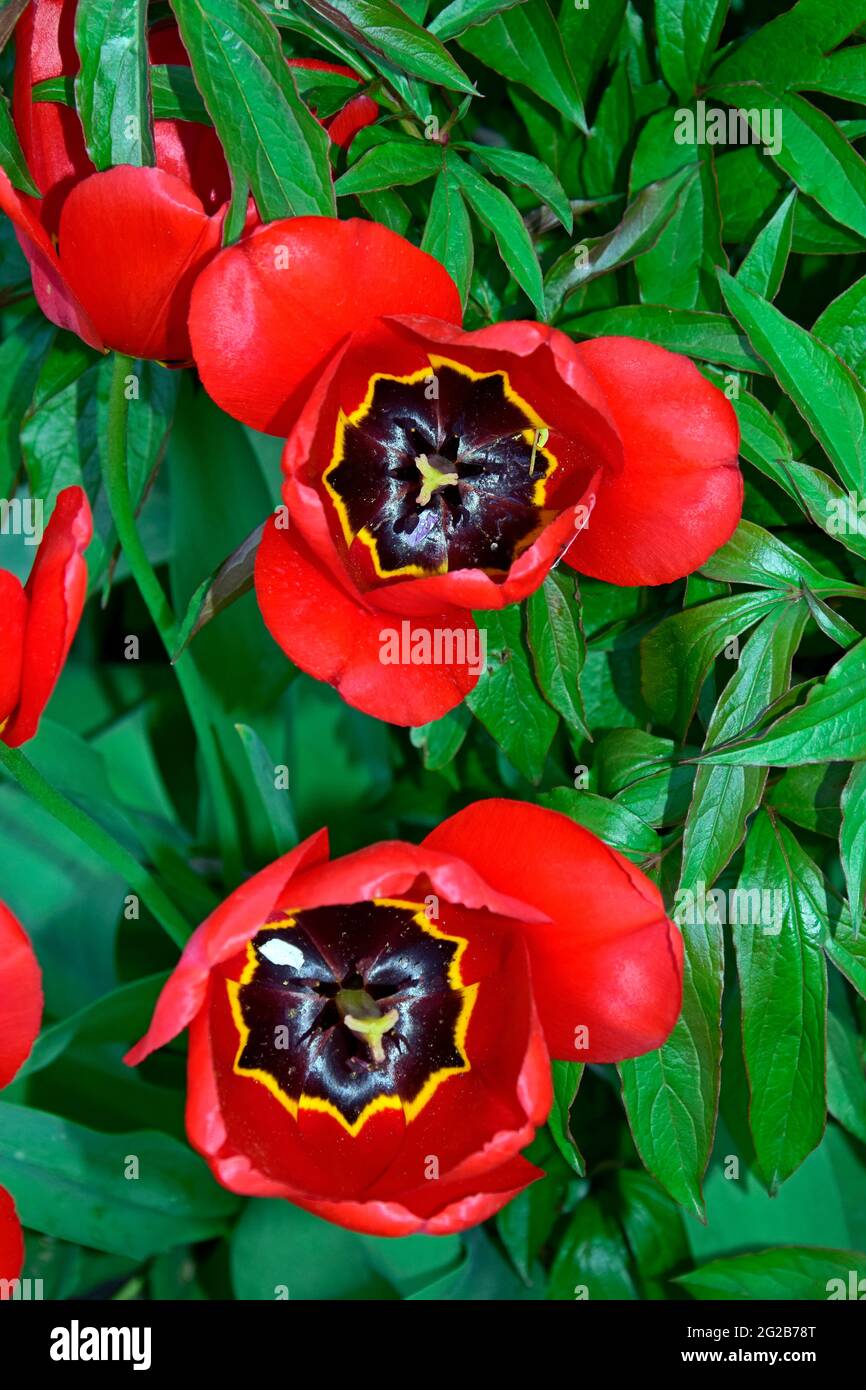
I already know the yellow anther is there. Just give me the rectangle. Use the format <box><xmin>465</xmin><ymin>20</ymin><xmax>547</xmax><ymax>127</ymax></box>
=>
<box><xmin>529</xmin><ymin>427</ymin><xmax>549</xmax><ymax>477</ymax></box>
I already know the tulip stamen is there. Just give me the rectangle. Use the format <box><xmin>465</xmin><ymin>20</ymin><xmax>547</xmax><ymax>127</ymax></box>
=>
<box><xmin>528</xmin><ymin>427</ymin><xmax>549</xmax><ymax>477</ymax></box>
<box><xmin>342</xmin><ymin>1000</ymin><xmax>400</xmax><ymax>1064</ymax></box>
<box><xmin>415</xmin><ymin>453</ymin><xmax>459</xmax><ymax>506</ymax></box>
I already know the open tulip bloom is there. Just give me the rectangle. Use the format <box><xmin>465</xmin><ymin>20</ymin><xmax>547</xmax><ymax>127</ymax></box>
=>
<box><xmin>127</xmin><ymin>800</ymin><xmax>683</xmax><ymax>1237</ymax></box>
<box><xmin>0</xmin><ymin>902</ymin><xmax>43</xmax><ymax>1283</ymax></box>
<box><xmin>0</xmin><ymin>485</ymin><xmax>92</xmax><ymax>748</ymax></box>
<box><xmin>0</xmin><ymin>1</ymin><xmax>376</xmax><ymax>361</ymax></box>
<box><xmin>189</xmin><ymin>217</ymin><xmax>743</xmax><ymax>725</ymax></box>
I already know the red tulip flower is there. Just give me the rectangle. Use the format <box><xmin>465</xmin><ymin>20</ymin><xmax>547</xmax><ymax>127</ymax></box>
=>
<box><xmin>1</xmin><ymin>485</ymin><xmax>91</xmax><ymax>748</ymax></box>
<box><xmin>0</xmin><ymin>2</ymin><xmax>377</xmax><ymax>360</ymax></box>
<box><xmin>189</xmin><ymin>218</ymin><xmax>742</xmax><ymax>724</ymax></box>
<box><xmin>0</xmin><ymin>902</ymin><xmax>43</xmax><ymax>1291</ymax></box>
<box><xmin>127</xmin><ymin>799</ymin><xmax>683</xmax><ymax>1237</ymax></box>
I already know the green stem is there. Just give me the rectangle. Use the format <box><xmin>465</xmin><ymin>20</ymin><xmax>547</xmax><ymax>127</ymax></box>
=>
<box><xmin>104</xmin><ymin>351</ymin><xmax>242</xmax><ymax>887</ymax></box>
<box><xmin>0</xmin><ymin>743</ymin><xmax>189</xmax><ymax>948</ymax></box>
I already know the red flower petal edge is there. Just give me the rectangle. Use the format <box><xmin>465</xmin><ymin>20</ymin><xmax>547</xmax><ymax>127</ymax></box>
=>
<box><xmin>564</xmin><ymin>336</ymin><xmax>742</xmax><ymax>585</ymax></box>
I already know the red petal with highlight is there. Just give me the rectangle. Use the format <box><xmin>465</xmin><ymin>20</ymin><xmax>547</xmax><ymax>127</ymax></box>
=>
<box><xmin>565</xmin><ymin>336</ymin><xmax>742</xmax><ymax>585</ymax></box>
<box><xmin>0</xmin><ymin>1187</ymin><xmax>24</xmax><ymax>1288</ymax></box>
<box><xmin>255</xmin><ymin>516</ymin><xmax>480</xmax><ymax>724</ymax></box>
<box><xmin>424</xmin><ymin>799</ymin><xmax>683</xmax><ymax>1062</ymax></box>
<box><xmin>2</xmin><ymin>486</ymin><xmax>92</xmax><ymax>749</ymax></box>
<box><xmin>188</xmin><ymin>218</ymin><xmax>462</xmax><ymax>435</ymax></box>
<box><xmin>0</xmin><ymin>901</ymin><xmax>43</xmax><ymax>1090</ymax></box>
<box><xmin>58</xmin><ymin>167</ymin><xmax>225</xmax><ymax>360</ymax></box>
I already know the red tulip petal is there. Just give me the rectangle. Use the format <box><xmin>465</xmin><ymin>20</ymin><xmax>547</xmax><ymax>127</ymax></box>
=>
<box><xmin>188</xmin><ymin>217</ymin><xmax>462</xmax><ymax>435</ymax></box>
<box><xmin>0</xmin><ymin>169</ymin><xmax>103</xmax><ymax>348</ymax></box>
<box><xmin>125</xmin><ymin>830</ymin><xmax>331</xmax><ymax>1067</ymax></box>
<box><xmin>565</xmin><ymin>337</ymin><xmax>742</xmax><ymax>585</ymax></box>
<box><xmin>191</xmin><ymin>971</ymin><xmax>543</xmax><ymax>1235</ymax></box>
<box><xmin>0</xmin><ymin>1186</ymin><xmax>24</xmax><ymax>1288</ymax></box>
<box><xmin>295</xmin><ymin>1153</ymin><xmax>544</xmax><ymax>1236</ymax></box>
<box><xmin>0</xmin><ymin>572</ymin><xmax>27</xmax><ymax>730</ymax></box>
<box><xmin>0</xmin><ymin>901</ymin><xmax>43</xmax><ymax>1089</ymax></box>
<box><xmin>255</xmin><ymin>515</ymin><xmax>479</xmax><ymax>724</ymax></box>
<box><xmin>57</xmin><ymin>166</ymin><xmax>225</xmax><ymax>359</ymax></box>
<box><xmin>424</xmin><ymin>799</ymin><xmax>683</xmax><ymax>1062</ymax></box>
<box><xmin>12</xmin><ymin>0</ymin><xmax>92</xmax><ymax>229</ymax></box>
<box><xmin>2</xmin><ymin>486</ymin><xmax>92</xmax><ymax>749</ymax></box>
<box><xmin>325</xmin><ymin>93</ymin><xmax>379</xmax><ymax>149</ymax></box>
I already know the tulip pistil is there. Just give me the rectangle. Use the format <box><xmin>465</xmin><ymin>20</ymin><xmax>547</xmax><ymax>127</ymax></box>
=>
<box><xmin>337</xmin><ymin>988</ymin><xmax>400</xmax><ymax>1064</ymax></box>
<box><xmin>414</xmin><ymin>453</ymin><xmax>460</xmax><ymax>506</ymax></box>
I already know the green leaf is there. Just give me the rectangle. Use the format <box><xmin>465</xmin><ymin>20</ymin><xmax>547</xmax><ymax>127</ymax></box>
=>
<box><xmin>18</xmin><ymin>972</ymin><xmax>169</xmax><ymax>1079</ymax></box>
<box><xmin>563</xmin><ymin>304</ymin><xmax>766</xmax><ymax>374</ymax></box>
<box><xmin>710</xmin><ymin>0</ymin><xmax>866</xmax><ymax>90</ymax></box>
<box><xmin>558</xmin><ymin>1</ymin><xmax>625</xmax><ymax>106</ymax></box>
<box><xmin>33</xmin><ymin>67</ymin><xmax>213</xmax><ymax>125</ymax></box>
<box><xmin>466</xmin><ymin>605</ymin><xmax>558</xmax><ymax>782</ymax></box>
<box><xmin>526</xmin><ymin>574</ymin><xmax>588</xmax><ymax>738</ymax></box>
<box><xmin>767</xmin><ymin>762</ymin><xmax>847</xmax><ymax>839</ymax></box>
<box><xmin>734</xmin><ymin>392</ymin><xmax>866</xmax><ymax>564</ymax></box>
<box><xmin>74</xmin><ymin>0</ymin><xmax>154</xmax><ymax>169</ymax></box>
<box><xmin>540</xmin><ymin>787</ymin><xmax>661</xmax><ymax>862</ymax></box>
<box><xmin>0</xmin><ymin>1102</ymin><xmax>237</xmax><ymax>1259</ymax></box>
<box><xmin>679</xmin><ymin>599</ymin><xmax>808</xmax><ymax>895</ymax></box>
<box><xmin>548</xmin><ymin>1198</ymin><xmax>637</xmax><ymax>1300</ymax></box>
<box><xmin>335</xmin><ymin>138</ymin><xmax>442</xmax><ymax>196</ymax></box>
<box><xmin>428</xmin><ymin>0</ymin><xmax>523</xmax><ymax>42</ymax></box>
<box><xmin>231</xmin><ymin>1198</ymin><xmax>396</xmax><ymax>1299</ymax></box>
<box><xmin>170</xmin><ymin>0</ymin><xmax>335</xmax><ymax>225</ymax></box>
<box><xmin>655</xmin><ymin>0</ymin><xmax>729</xmax><ymax>101</ymax></box>
<box><xmin>299</xmin><ymin>0</ymin><xmax>475</xmax><ymax>92</ymax></box>
<box><xmin>702</xmin><ymin>638</ymin><xmax>866</xmax><ymax>766</ymax></box>
<box><xmin>711</xmin><ymin>89</ymin><xmax>866</xmax><ymax>244</ymax></box>
<box><xmin>616</xmin><ymin>1169</ymin><xmax>688</xmax><ymax>1281</ymax></box>
<box><xmin>736</xmin><ymin>189</ymin><xmax>796</xmax><ymax>301</ymax></box>
<box><xmin>735</xmin><ymin>812</ymin><xmax>827</xmax><ymax>1190</ymax></box>
<box><xmin>448</xmin><ymin>152</ymin><xmax>544</xmax><ymax>314</ymax></box>
<box><xmin>631</xmin><ymin>110</ymin><xmax>726</xmax><ymax>312</ymax></box>
<box><xmin>827</xmin><ymin>972</ymin><xmax>866</xmax><ymax>1145</ymax></box>
<box><xmin>0</xmin><ymin>312</ymin><xmax>57</xmax><ymax>494</ymax></box>
<box><xmin>719</xmin><ymin>269</ymin><xmax>866</xmax><ymax>494</ymax></box>
<box><xmin>676</xmin><ymin>1247</ymin><xmax>866</xmax><ymax>1300</ymax></box>
<box><xmin>21</xmin><ymin>356</ymin><xmax>179</xmax><ymax>590</ymax></box>
<box><xmin>596</xmin><ymin>729</ymin><xmax>697</xmax><ymax>828</ymax></box>
<box><xmin>460</xmin><ymin>143</ymin><xmax>572</xmax><ymax>232</ymax></box>
<box><xmin>640</xmin><ymin>589</ymin><xmax>782</xmax><ymax>738</ymax></box>
<box><xmin>700</xmin><ymin>519</ymin><xmax>865</xmax><ymax>597</ymax></box>
<box><xmin>547</xmin><ymin>1060</ymin><xmax>585</xmax><ymax>1176</ymax></box>
<box><xmin>457</xmin><ymin>0</ymin><xmax>586</xmax><ymax>130</ymax></box>
<box><xmin>545</xmin><ymin>168</ymin><xmax>693</xmax><ymax>318</ymax></box>
<box><xmin>421</xmin><ymin>168</ymin><xmax>474</xmax><ymax>306</ymax></box>
<box><xmin>410</xmin><ymin>704</ymin><xmax>470</xmax><ymax>771</ymax></box>
<box><xmin>841</xmin><ymin>762</ymin><xmax>866</xmax><ymax>939</ymax></box>
<box><xmin>619</xmin><ymin>917</ymin><xmax>723</xmax><ymax>1220</ymax></box>
<box><xmin>0</xmin><ymin>90</ymin><xmax>41</xmax><ymax>195</ymax></box>
<box><xmin>496</xmin><ymin>1176</ymin><xmax>563</xmax><ymax>1284</ymax></box>
<box><xmin>813</xmin><ymin>273</ymin><xmax>866</xmax><ymax>379</ymax></box>
<box><xmin>235</xmin><ymin>722</ymin><xmax>298</xmax><ymax>858</ymax></box>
